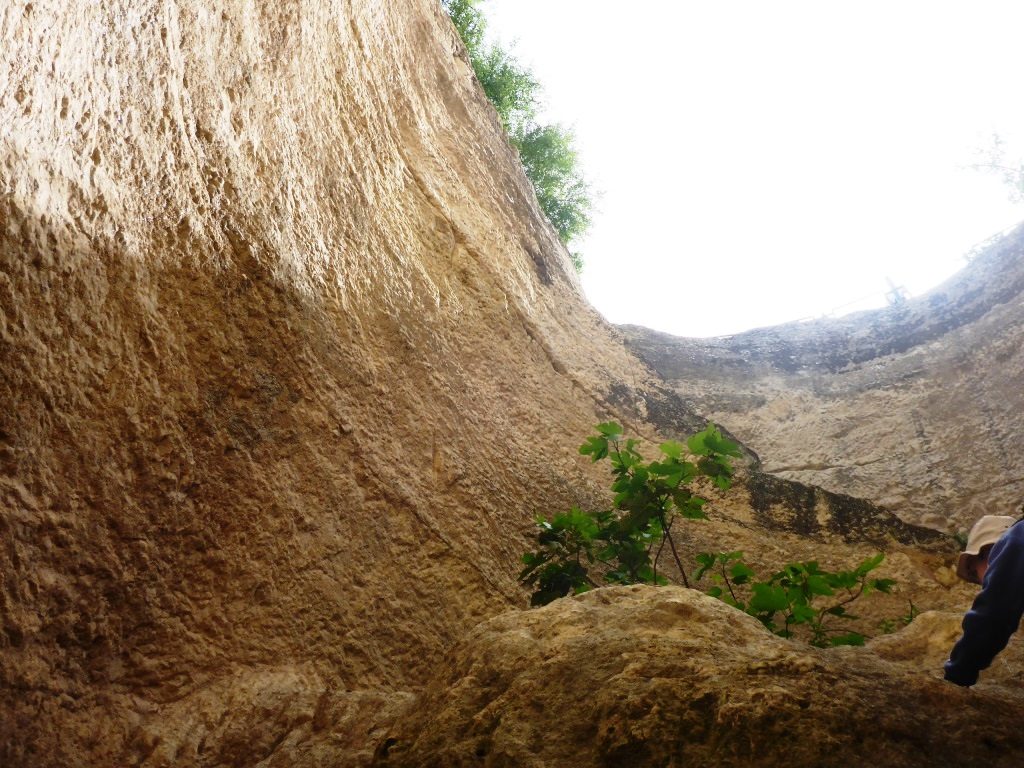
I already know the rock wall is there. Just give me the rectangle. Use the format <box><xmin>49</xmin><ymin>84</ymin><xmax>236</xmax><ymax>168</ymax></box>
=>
<box><xmin>0</xmin><ymin>1</ymin><xmax>663</xmax><ymax>764</ymax></box>
<box><xmin>0</xmin><ymin>1</ymin><xmax>1007</xmax><ymax>766</ymax></box>
<box><xmin>623</xmin><ymin>231</ymin><xmax>1024</xmax><ymax>532</ymax></box>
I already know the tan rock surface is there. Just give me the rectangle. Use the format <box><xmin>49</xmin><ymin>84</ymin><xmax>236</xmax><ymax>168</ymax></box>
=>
<box><xmin>378</xmin><ymin>585</ymin><xmax>1024</xmax><ymax>768</ymax></box>
<box><xmin>622</xmin><ymin>232</ymin><xmax>1024</xmax><ymax>532</ymax></box>
<box><xmin>0</xmin><ymin>0</ymin><xmax>656</xmax><ymax>764</ymax></box>
<box><xmin>0</xmin><ymin>0</ymin><xmax>1016</xmax><ymax>766</ymax></box>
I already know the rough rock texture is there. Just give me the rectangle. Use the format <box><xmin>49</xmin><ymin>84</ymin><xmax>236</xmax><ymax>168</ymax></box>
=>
<box><xmin>1</xmin><ymin>1</ymin><xmax>661</xmax><ymax>764</ymax></box>
<box><xmin>0</xmin><ymin>1</ymin><xmax>1018</xmax><ymax>766</ymax></box>
<box><xmin>378</xmin><ymin>585</ymin><xmax>1024</xmax><ymax>768</ymax></box>
<box><xmin>622</xmin><ymin>231</ymin><xmax>1024</xmax><ymax>532</ymax></box>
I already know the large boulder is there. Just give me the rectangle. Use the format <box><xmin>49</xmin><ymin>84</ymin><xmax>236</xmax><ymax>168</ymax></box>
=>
<box><xmin>378</xmin><ymin>585</ymin><xmax>1024</xmax><ymax>768</ymax></box>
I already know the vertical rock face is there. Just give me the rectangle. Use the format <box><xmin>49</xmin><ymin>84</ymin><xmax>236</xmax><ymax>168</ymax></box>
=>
<box><xmin>0</xmin><ymin>1</ymin><xmax>656</xmax><ymax>764</ymax></box>
<box><xmin>623</xmin><ymin>232</ymin><xmax>1024</xmax><ymax>532</ymax></box>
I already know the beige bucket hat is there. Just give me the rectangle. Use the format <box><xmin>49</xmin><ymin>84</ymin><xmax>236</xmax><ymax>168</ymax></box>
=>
<box><xmin>956</xmin><ymin>515</ymin><xmax>1016</xmax><ymax>581</ymax></box>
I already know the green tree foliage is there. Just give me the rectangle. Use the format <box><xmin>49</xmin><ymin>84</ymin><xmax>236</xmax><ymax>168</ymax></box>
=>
<box><xmin>694</xmin><ymin>551</ymin><xmax>895</xmax><ymax>647</ymax></box>
<box><xmin>519</xmin><ymin>423</ymin><xmax>743</xmax><ymax>605</ymax></box>
<box><xmin>520</xmin><ymin>423</ymin><xmax>900</xmax><ymax>649</ymax></box>
<box><xmin>441</xmin><ymin>0</ymin><xmax>592</xmax><ymax>265</ymax></box>
<box><xmin>474</xmin><ymin>46</ymin><xmax>539</xmax><ymax>134</ymax></box>
<box><xmin>514</xmin><ymin>125</ymin><xmax>592</xmax><ymax>247</ymax></box>
<box><xmin>442</xmin><ymin>0</ymin><xmax>486</xmax><ymax>53</ymax></box>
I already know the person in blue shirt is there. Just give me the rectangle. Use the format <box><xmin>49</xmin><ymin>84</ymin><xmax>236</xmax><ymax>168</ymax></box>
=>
<box><xmin>944</xmin><ymin>514</ymin><xmax>1024</xmax><ymax>687</ymax></box>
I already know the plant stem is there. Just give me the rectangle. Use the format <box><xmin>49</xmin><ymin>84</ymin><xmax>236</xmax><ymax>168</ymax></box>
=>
<box><xmin>823</xmin><ymin>581</ymin><xmax>866</xmax><ymax>616</ymax></box>
<box><xmin>653</xmin><ymin>536</ymin><xmax>666</xmax><ymax>578</ymax></box>
<box><xmin>719</xmin><ymin>561</ymin><xmax>739</xmax><ymax>603</ymax></box>
<box><xmin>816</xmin><ymin>581</ymin><xmax>866</xmax><ymax>636</ymax></box>
<box><xmin>658</xmin><ymin>511</ymin><xmax>690</xmax><ymax>588</ymax></box>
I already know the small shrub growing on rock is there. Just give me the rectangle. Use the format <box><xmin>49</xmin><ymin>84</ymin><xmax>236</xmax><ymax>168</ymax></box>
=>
<box><xmin>521</xmin><ymin>423</ymin><xmax>897</xmax><ymax>648</ymax></box>
<box><xmin>694</xmin><ymin>550</ymin><xmax>895</xmax><ymax>647</ymax></box>
<box><xmin>878</xmin><ymin>600</ymin><xmax>921</xmax><ymax>634</ymax></box>
<box><xmin>519</xmin><ymin>422</ymin><xmax>741</xmax><ymax>605</ymax></box>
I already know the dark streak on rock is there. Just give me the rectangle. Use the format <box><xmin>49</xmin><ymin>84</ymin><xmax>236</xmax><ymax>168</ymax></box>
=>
<box><xmin>746</xmin><ymin>472</ymin><xmax>954</xmax><ymax>552</ymax></box>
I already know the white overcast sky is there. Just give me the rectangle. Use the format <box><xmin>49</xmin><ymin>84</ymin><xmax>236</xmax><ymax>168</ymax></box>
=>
<box><xmin>482</xmin><ymin>1</ymin><xmax>1024</xmax><ymax>337</ymax></box>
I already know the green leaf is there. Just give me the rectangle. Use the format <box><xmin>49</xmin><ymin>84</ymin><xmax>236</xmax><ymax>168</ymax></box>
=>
<box><xmin>687</xmin><ymin>425</ymin><xmax>743</xmax><ymax>458</ymax></box>
<box><xmin>806</xmin><ymin>575</ymin><xmax>835</xmax><ymax>597</ymax></box>
<box><xmin>704</xmin><ymin>430</ymin><xmax>743</xmax><ymax>458</ymax></box>
<box><xmin>829</xmin><ymin>632</ymin><xmax>866</xmax><ymax>647</ymax></box>
<box><xmin>790</xmin><ymin>602</ymin><xmax>816</xmax><ymax>624</ymax></box>
<box><xmin>579</xmin><ymin>435</ymin><xmax>608</xmax><ymax>461</ymax></box>
<box><xmin>871</xmin><ymin>578</ymin><xmax>897</xmax><ymax>594</ymax></box>
<box><xmin>647</xmin><ymin>461</ymin><xmax>684</xmax><ymax>485</ymax></box>
<box><xmin>854</xmin><ymin>553</ymin><xmax>885</xmax><ymax>576</ymax></box>
<box><xmin>696</xmin><ymin>456</ymin><xmax>734</xmax><ymax>487</ymax></box>
<box><xmin>827</xmin><ymin>570</ymin><xmax>859</xmax><ymax>590</ymax></box>
<box><xmin>694</xmin><ymin>552</ymin><xmax>717</xmax><ymax>581</ymax></box>
<box><xmin>748</xmin><ymin>584</ymin><xmax>790</xmax><ymax>614</ymax></box>
<box><xmin>562</xmin><ymin>507</ymin><xmax>599</xmax><ymax>540</ymax></box>
<box><xmin>676</xmin><ymin>495</ymin><xmax>708</xmax><ymax>520</ymax></box>
<box><xmin>660</xmin><ymin>441</ymin><xmax>683</xmax><ymax>460</ymax></box>
<box><xmin>595</xmin><ymin>422</ymin><xmax>624</xmax><ymax>439</ymax></box>
<box><xmin>729</xmin><ymin>561</ymin><xmax>756</xmax><ymax>585</ymax></box>
<box><xmin>687</xmin><ymin>428</ymin><xmax>710</xmax><ymax>456</ymax></box>
<box><xmin>636</xmin><ymin>565</ymin><xmax>657</xmax><ymax>583</ymax></box>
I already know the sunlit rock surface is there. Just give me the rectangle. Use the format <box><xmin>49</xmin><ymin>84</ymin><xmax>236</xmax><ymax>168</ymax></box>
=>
<box><xmin>378</xmin><ymin>586</ymin><xmax>1024</xmax><ymax>768</ymax></box>
<box><xmin>0</xmin><ymin>0</ymin><xmax>659</xmax><ymax>764</ymax></box>
<box><xmin>0</xmin><ymin>0</ymin><xmax>1018</xmax><ymax>766</ymax></box>
<box><xmin>622</xmin><ymin>233</ymin><xmax>1024</xmax><ymax>532</ymax></box>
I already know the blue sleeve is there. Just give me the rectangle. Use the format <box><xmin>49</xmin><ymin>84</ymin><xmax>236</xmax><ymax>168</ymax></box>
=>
<box><xmin>945</xmin><ymin>523</ymin><xmax>1024</xmax><ymax>686</ymax></box>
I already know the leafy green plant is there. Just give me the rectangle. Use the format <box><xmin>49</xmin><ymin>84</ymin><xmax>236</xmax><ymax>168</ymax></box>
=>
<box><xmin>878</xmin><ymin>600</ymin><xmax>921</xmax><ymax>634</ymax></box>
<box><xmin>520</xmin><ymin>422</ymin><xmax>742</xmax><ymax>605</ymax></box>
<box><xmin>521</xmin><ymin>423</ymin><xmax>900</xmax><ymax>649</ymax></box>
<box><xmin>694</xmin><ymin>551</ymin><xmax>896</xmax><ymax>647</ymax></box>
<box><xmin>692</xmin><ymin>550</ymin><xmax>754</xmax><ymax>609</ymax></box>
<box><xmin>441</xmin><ymin>0</ymin><xmax>593</xmax><ymax>262</ymax></box>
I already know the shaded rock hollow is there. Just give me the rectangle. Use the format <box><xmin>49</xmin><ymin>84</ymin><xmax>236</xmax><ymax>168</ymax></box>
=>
<box><xmin>0</xmin><ymin>0</ymin><xmax>1021</xmax><ymax>766</ymax></box>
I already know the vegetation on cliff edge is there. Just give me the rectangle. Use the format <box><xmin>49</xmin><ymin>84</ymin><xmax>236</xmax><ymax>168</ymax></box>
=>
<box><xmin>442</xmin><ymin>0</ymin><xmax>592</xmax><ymax>271</ymax></box>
